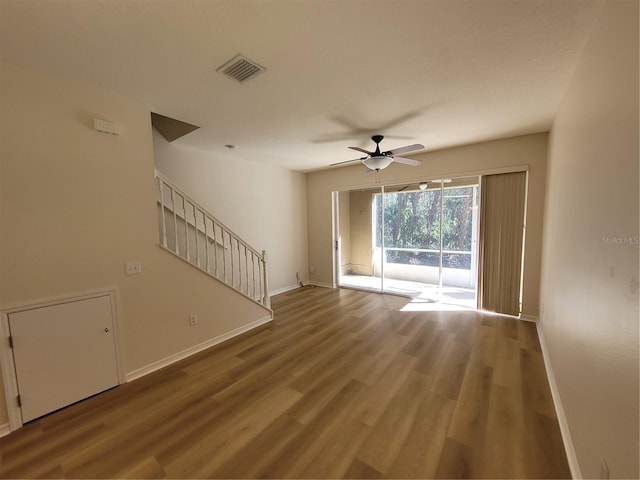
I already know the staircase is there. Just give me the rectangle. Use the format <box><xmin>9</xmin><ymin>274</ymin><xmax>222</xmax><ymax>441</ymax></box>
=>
<box><xmin>155</xmin><ymin>170</ymin><xmax>270</xmax><ymax>309</ymax></box>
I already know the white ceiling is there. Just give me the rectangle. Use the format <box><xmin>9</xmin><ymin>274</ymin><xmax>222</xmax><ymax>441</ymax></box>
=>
<box><xmin>0</xmin><ymin>0</ymin><xmax>604</xmax><ymax>172</ymax></box>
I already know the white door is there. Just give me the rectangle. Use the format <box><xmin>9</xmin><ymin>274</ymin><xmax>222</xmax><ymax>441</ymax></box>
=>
<box><xmin>8</xmin><ymin>295</ymin><xmax>119</xmax><ymax>423</ymax></box>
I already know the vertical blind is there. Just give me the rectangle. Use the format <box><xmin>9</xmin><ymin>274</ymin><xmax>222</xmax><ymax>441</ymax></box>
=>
<box><xmin>477</xmin><ymin>171</ymin><xmax>527</xmax><ymax>316</ymax></box>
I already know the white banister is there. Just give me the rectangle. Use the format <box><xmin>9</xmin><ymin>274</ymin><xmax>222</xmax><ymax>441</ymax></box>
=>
<box><xmin>158</xmin><ymin>176</ymin><xmax>168</xmax><ymax>248</ymax></box>
<box><xmin>211</xmin><ymin>220</ymin><xmax>218</xmax><ymax>277</ymax></box>
<box><xmin>171</xmin><ymin>189</ymin><xmax>179</xmax><ymax>255</ymax></box>
<box><xmin>183</xmin><ymin>195</ymin><xmax>191</xmax><ymax>263</ymax></box>
<box><xmin>155</xmin><ymin>170</ymin><xmax>270</xmax><ymax>309</ymax></box>
<box><xmin>261</xmin><ymin>250</ymin><xmax>270</xmax><ymax>308</ymax></box>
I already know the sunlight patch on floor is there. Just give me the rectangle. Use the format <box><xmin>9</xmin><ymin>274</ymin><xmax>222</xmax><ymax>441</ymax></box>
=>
<box><xmin>340</xmin><ymin>274</ymin><xmax>477</xmax><ymax>310</ymax></box>
<box><xmin>400</xmin><ymin>300</ymin><xmax>474</xmax><ymax>312</ymax></box>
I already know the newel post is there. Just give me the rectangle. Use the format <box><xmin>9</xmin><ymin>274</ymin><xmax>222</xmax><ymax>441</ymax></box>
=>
<box><xmin>261</xmin><ymin>250</ymin><xmax>270</xmax><ymax>308</ymax></box>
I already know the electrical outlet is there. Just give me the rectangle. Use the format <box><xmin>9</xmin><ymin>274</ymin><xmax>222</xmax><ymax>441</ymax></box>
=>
<box><xmin>189</xmin><ymin>315</ymin><xmax>198</xmax><ymax>326</ymax></box>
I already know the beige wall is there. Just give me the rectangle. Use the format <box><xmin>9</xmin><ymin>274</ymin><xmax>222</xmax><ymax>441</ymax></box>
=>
<box><xmin>338</xmin><ymin>191</ymin><xmax>351</xmax><ymax>274</ymax></box>
<box><xmin>348</xmin><ymin>189</ymin><xmax>377</xmax><ymax>276</ymax></box>
<box><xmin>541</xmin><ymin>1</ymin><xmax>639</xmax><ymax>478</ymax></box>
<box><xmin>307</xmin><ymin>133</ymin><xmax>548</xmax><ymax>317</ymax></box>
<box><xmin>153</xmin><ymin>130</ymin><xmax>308</xmax><ymax>294</ymax></box>
<box><xmin>0</xmin><ymin>63</ymin><xmax>271</xmax><ymax>427</ymax></box>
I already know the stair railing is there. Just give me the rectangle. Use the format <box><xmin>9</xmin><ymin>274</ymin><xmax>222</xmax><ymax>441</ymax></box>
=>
<box><xmin>155</xmin><ymin>170</ymin><xmax>270</xmax><ymax>309</ymax></box>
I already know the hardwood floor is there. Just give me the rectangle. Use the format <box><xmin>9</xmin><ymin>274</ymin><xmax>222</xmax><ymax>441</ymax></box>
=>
<box><xmin>0</xmin><ymin>286</ymin><xmax>570</xmax><ymax>479</ymax></box>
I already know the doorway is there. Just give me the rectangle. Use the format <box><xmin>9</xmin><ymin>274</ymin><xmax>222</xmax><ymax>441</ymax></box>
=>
<box><xmin>336</xmin><ymin>177</ymin><xmax>479</xmax><ymax>308</ymax></box>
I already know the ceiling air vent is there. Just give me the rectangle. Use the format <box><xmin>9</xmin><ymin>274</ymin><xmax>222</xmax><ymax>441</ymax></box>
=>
<box><xmin>216</xmin><ymin>54</ymin><xmax>266</xmax><ymax>83</ymax></box>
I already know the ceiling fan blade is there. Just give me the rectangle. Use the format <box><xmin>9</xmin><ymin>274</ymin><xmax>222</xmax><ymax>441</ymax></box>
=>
<box><xmin>384</xmin><ymin>143</ymin><xmax>425</xmax><ymax>156</ymax></box>
<box><xmin>393</xmin><ymin>156</ymin><xmax>422</xmax><ymax>166</ymax></box>
<box><xmin>348</xmin><ymin>146</ymin><xmax>373</xmax><ymax>155</ymax></box>
<box><xmin>329</xmin><ymin>158</ymin><xmax>363</xmax><ymax>167</ymax></box>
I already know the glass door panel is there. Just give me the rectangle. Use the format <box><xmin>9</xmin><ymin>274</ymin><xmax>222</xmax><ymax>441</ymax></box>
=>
<box><xmin>377</xmin><ymin>177</ymin><xmax>479</xmax><ymax>307</ymax></box>
<box><xmin>440</xmin><ymin>180</ymin><xmax>479</xmax><ymax>308</ymax></box>
<box><xmin>378</xmin><ymin>183</ymin><xmax>442</xmax><ymax>300</ymax></box>
<box><xmin>337</xmin><ymin>187</ymin><xmax>383</xmax><ymax>293</ymax></box>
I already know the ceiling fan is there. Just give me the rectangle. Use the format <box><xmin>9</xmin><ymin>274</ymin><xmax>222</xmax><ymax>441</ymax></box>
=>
<box><xmin>330</xmin><ymin>135</ymin><xmax>424</xmax><ymax>171</ymax></box>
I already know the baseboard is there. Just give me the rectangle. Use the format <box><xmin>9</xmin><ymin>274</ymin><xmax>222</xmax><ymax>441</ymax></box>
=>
<box><xmin>535</xmin><ymin>321</ymin><xmax>582</xmax><ymax>479</ymax></box>
<box><xmin>520</xmin><ymin>314</ymin><xmax>539</xmax><ymax>322</ymax></box>
<box><xmin>269</xmin><ymin>283</ymin><xmax>303</xmax><ymax>296</ymax></box>
<box><xmin>269</xmin><ymin>282</ymin><xmax>335</xmax><ymax>296</ymax></box>
<box><xmin>306</xmin><ymin>281</ymin><xmax>334</xmax><ymax>289</ymax></box>
<box><xmin>0</xmin><ymin>422</ymin><xmax>11</xmax><ymax>438</ymax></box>
<box><xmin>125</xmin><ymin>315</ymin><xmax>273</xmax><ymax>382</ymax></box>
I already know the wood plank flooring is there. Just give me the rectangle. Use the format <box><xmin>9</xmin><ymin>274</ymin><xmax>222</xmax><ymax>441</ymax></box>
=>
<box><xmin>0</xmin><ymin>286</ymin><xmax>570</xmax><ymax>478</ymax></box>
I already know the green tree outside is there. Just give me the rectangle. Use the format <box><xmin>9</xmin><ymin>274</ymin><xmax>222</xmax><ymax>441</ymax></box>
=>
<box><xmin>373</xmin><ymin>186</ymin><xmax>476</xmax><ymax>269</ymax></box>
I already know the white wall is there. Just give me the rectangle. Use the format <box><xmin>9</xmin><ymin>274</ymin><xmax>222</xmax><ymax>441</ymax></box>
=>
<box><xmin>540</xmin><ymin>1</ymin><xmax>639</xmax><ymax>478</ymax></box>
<box><xmin>307</xmin><ymin>133</ymin><xmax>548</xmax><ymax>317</ymax></box>
<box><xmin>0</xmin><ymin>62</ymin><xmax>273</xmax><ymax>427</ymax></box>
<box><xmin>153</xmin><ymin>130</ymin><xmax>308</xmax><ymax>294</ymax></box>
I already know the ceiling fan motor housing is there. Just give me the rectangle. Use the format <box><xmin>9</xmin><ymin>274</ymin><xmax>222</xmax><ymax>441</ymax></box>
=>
<box><xmin>372</xmin><ymin>135</ymin><xmax>384</xmax><ymax>156</ymax></box>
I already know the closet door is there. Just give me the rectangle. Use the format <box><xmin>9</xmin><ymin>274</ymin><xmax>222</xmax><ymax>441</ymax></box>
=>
<box><xmin>9</xmin><ymin>295</ymin><xmax>119</xmax><ymax>423</ymax></box>
<box><xmin>478</xmin><ymin>171</ymin><xmax>527</xmax><ymax>316</ymax></box>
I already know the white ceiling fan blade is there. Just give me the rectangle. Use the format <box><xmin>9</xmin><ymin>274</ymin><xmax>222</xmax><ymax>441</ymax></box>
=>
<box><xmin>348</xmin><ymin>146</ymin><xmax>373</xmax><ymax>155</ymax></box>
<box><xmin>384</xmin><ymin>143</ymin><xmax>425</xmax><ymax>156</ymax></box>
<box><xmin>392</xmin><ymin>156</ymin><xmax>422</xmax><ymax>166</ymax></box>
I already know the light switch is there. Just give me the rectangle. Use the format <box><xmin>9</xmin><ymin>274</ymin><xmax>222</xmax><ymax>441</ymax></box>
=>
<box><xmin>125</xmin><ymin>261</ymin><xmax>142</xmax><ymax>275</ymax></box>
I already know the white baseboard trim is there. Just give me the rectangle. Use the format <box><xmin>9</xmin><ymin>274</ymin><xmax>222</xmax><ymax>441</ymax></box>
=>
<box><xmin>0</xmin><ymin>422</ymin><xmax>11</xmax><ymax>438</ymax></box>
<box><xmin>269</xmin><ymin>283</ymin><xmax>303</xmax><ymax>296</ymax></box>
<box><xmin>535</xmin><ymin>321</ymin><xmax>582</xmax><ymax>479</ymax></box>
<box><xmin>270</xmin><ymin>282</ymin><xmax>335</xmax><ymax>295</ymax></box>
<box><xmin>306</xmin><ymin>281</ymin><xmax>334</xmax><ymax>289</ymax></box>
<box><xmin>125</xmin><ymin>315</ymin><xmax>273</xmax><ymax>382</ymax></box>
<box><xmin>520</xmin><ymin>314</ymin><xmax>539</xmax><ymax>322</ymax></box>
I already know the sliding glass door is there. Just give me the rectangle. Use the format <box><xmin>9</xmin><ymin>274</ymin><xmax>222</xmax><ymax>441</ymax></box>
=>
<box><xmin>374</xmin><ymin>184</ymin><xmax>442</xmax><ymax>297</ymax></box>
<box><xmin>337</xmin><ymin>177</ymin><xmax>479</xmax><ymax>308</ymax></box>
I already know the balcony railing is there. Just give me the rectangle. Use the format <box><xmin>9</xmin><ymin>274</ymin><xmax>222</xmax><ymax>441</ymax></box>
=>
<box><xmin>372</xmin><ymin>246</ymin><xmax>477</xmax><ymax>289</ymax></box>
<box><xmin>383</xmin><ymin>247</ymin><xmax>473</xmax><ymax>269</ymax></box>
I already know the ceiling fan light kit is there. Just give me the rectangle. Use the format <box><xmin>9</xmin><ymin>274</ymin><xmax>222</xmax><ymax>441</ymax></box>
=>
<box><xmin>363</xmin><ymin>156</ymin><xmax>394</xmax><ymax>171</ymax></box>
